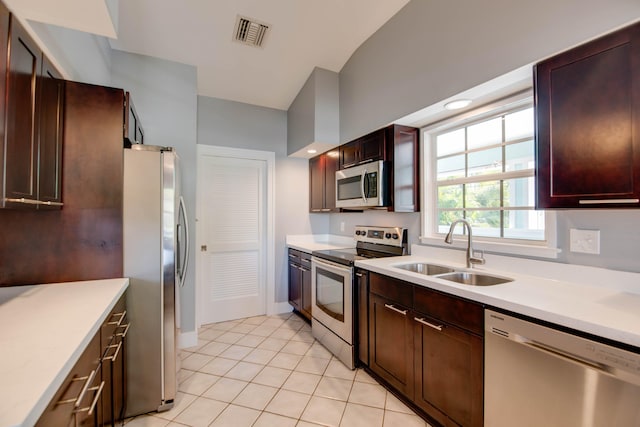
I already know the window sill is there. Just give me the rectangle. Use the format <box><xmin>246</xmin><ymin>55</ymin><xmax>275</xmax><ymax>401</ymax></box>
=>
<box><xmin>418</xmin><ymin>236</ymin><xmax>561</xmax><ymax>259</ymax></box>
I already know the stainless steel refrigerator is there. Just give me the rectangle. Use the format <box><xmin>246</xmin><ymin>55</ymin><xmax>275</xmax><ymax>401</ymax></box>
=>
<box><xmin>123</xmin><ymin>144</ymin><xmax>190</xmax><ymax>417</ymax></box>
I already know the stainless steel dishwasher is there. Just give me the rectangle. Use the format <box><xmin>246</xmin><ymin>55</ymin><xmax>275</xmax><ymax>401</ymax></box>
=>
<box><xmin>485</xmin><ymin>309</ymin><xmax>640</xmax><ymax>427</ymax></box>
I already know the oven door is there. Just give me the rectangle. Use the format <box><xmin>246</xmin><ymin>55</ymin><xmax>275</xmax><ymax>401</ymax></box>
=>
<box><xmin>311</xmin><ymin>257</ymin><xmax>353</xmax><ymax>344</ymax></box>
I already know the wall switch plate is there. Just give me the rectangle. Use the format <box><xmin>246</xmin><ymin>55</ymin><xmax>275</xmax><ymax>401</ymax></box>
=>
<box><xmin>569</xmin><ymin>229</ymin><xmax>600</xmax><ymax>254</ymax></box>
<box><xmin>340</xmin><ymin>222</ymin><xmax>345</xmax><ymax>232</ymax></box>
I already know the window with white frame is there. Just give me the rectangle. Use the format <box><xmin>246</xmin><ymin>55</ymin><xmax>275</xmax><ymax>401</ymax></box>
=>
<box><xmin>424</xmin><ymin>97</ymin><xmax>546</xmax><ymax>244</ymax></box>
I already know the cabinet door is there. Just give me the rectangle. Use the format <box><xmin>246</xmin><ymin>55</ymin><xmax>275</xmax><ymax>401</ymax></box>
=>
<box><xmin>414</xmin><ymin>316</ymin><xmax>483</xmax><ymax>427</ymax></box>
<box><xmin>37</xmin><ymin>56</ymin><xmax>64</xmax><ymax>208</ymax></box>
<box><xmin>124</xmin><ymin>92</ymin><xmax>143</xmax><ymax>146</ymax></box>
<box><xmin>300</xmin><ymin>264</ymin><xmax>312</xmax><ymax>320</ymax></box>
<box><xmin>309</xmin><ymin>155</ymin><xmax>324</xmax><ymax>212</ymax></box>
<box><xmin>369</xmin><ymin>293</ymin><xmax>414</xmax><ymax>398</ymax></box>
<box><xmin>288</xmin><ymin>257</ymin><xmax>302</xmax><ymax>311</ymax></box>
<box><xmin>4</xmin><ymin>16</ymin><xmax>42</xmax><ymax>206</ymax></box>
<box><xmin>339</xmin><ymin>140</ymin><xmax>359</xmax><ymax>169</ymax></box>
<box><xmin>390</xmin><ymin>125</ymin><xmax>419</xmax><ymax>212</ymax></box>
<box><xmin>535</xmin><ymin>22</ymin><xmax>640</xmax><ymax>208</ymax></box>
<box><xmin>323</xmin><ymin>150</ymin><xmax>338</xmax><ymax>211</ymax></box>
<box><xmin>358</xmin><ymin>129</ymin><xmax>386</xmax><ymax>164</ymax></box>
<box><xmin>355</xmin><ymin>269</ymin><xmax>369</xmax><ymax>366</ymax></box>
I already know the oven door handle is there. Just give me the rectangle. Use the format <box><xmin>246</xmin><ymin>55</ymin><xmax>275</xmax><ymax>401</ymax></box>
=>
<box><xmin>312</xmin><ymin>256</ymin><xmax>353</xmax><ymax>272</ymax></box>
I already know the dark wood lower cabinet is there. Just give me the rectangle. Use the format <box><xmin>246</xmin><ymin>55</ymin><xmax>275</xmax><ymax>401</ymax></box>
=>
<box><xmin>288</xmin><ymin>248</ymin><xmax>312</xmax><ymax>321</ymax></box>
<box><xmin>414</xmin><ymin>316</ymin><xmax>483</xmax><ymax>427</ymax></box>
<box><xmin>369</xmin><ymin>293</ymin><xmax>415</xmax><ymax>398</ymax></box>
<box><xmin>35</xmin><ymin>333</ymin><xmax>102</xmax><ymax>427</ymax></box>
<box><xmin>36</xmin><ymin>293</ymin><xmax>128</xmax><ymax>427</ymax></box>
<box><xmin>366</xmin><ymin>272</ymin><xmax>484</xmax><ymax>427</ymax></box>
<box><xmin>101</xmin><ymin>295</ymin><xmax>128</xmax><ymax>426</ymax></box>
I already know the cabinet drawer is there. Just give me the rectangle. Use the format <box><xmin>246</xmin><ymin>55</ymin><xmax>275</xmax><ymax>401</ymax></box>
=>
<box><xmin>101</xmin><ymin>295</ymin><xmax>127</xmax><ymax>356</ymax></box>
<box><xmin>414</xmin><ymin>286</ymin><xmax>483</xmax><ymax>336</ymax></box>
<box><xmin>369</xmin><ymin>273</ymin><xmax>413</xmax><ymax>308</ymax></box>
<box><xmin>288</xmin><ymin>248</ymin><xmax>303</xmax><ymax>263</ymax></box>
<box><xmin>300</xmin><ymin>251</ymin><xmax>312</xmax><ymax>269</ymax></box>
<box><xmin>288</xmin><ymin>248</ymin><xmax>311</xmax><ymax>268</ymax></box>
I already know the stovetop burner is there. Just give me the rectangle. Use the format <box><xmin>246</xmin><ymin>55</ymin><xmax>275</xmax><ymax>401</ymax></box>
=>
<box><xmin>312</xmin><ymin>226</ymin><xmax>408</xmax><ymax>266</ymax></box>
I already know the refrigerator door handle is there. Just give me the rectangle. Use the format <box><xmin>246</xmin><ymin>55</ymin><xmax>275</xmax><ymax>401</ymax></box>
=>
<box><xmin>177</xmin><ymin>196</ymin><xmax>190</xmax><ymax>288</ymax></box>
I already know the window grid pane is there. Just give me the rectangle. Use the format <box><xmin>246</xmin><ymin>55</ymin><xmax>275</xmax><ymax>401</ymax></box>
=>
<box><xmin>432</xmin><ymin>104</ymin><xmax>543</xmax><ymax>242</ymax></box>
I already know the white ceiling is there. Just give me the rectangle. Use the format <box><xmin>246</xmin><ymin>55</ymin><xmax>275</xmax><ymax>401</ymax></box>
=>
<box><xmin>9</xmin><ymin>0</ymin><xmax>410</xmax><ymax>111</ymax></box>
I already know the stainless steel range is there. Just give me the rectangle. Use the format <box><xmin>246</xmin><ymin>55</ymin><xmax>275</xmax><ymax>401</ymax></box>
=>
<box><xmin>311</xmin><ymin>226</ymin><xmax>407</xmax><ymax>369</ymax></box>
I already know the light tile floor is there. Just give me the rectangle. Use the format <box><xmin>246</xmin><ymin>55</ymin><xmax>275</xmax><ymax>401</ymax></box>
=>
<box><xmin>125</xmin><ymin>312</ymin><xmax>431</xmax><ymax>427</ymax></box>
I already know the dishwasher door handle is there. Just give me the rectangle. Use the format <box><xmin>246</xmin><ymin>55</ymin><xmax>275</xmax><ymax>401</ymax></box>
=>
<box><xmin>521</xmin><ymin>339</ymin><xmax>611</xmax><ymax>376</ymax></box>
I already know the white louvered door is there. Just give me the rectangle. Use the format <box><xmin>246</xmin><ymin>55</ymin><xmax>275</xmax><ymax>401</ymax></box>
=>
<box><xmin>197</xmin><ymin>152</ymin><xmax>267</xmax><ymax>324</ymax></box>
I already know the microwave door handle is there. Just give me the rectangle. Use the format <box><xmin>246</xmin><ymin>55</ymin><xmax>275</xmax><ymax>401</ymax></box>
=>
<box><xmin>360</xmin><ymin>168</ymin><xmax>367</xmax><ymax>203</ymax></box>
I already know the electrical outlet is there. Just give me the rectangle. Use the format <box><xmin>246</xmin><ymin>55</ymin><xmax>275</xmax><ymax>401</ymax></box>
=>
<box><xmin>569</xmin><ymin>229</ymin><xmax>600</xmax><ymax>254</ymax></box>
<box><xmin>340</xmin><ymin>222</ymin><xmax>345</xmax><ymax>232</ymax></box>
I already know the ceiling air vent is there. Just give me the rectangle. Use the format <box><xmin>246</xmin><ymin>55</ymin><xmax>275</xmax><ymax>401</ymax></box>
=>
<box><xmin>234</xmin><ymin>16</ymin><xmax>270</xmax><ymax>48</ymax></box>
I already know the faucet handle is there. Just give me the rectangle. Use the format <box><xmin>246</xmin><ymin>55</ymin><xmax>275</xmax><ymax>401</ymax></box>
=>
<box><xmin>470</xmin><ymin>250</ymin><xmax>485</xmax><ymax>266</ymax></box>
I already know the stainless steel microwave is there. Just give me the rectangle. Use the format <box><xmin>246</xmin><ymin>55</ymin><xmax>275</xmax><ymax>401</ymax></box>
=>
<box><xmin>335</xmin><ymin>160</ymin><xmax>391</xmax><ymax>208</ymax></box>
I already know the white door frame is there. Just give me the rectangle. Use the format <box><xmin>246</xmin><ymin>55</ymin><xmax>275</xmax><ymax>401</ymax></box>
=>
<box><xmin>195</xmin><ymin>144</ymin><xmax>276</xmax><ymax>329</ymax></box>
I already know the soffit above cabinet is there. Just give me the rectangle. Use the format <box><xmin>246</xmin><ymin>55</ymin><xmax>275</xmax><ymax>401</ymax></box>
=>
<box><xmin>287</xmin><ymin>67</ymin><xmax>339</xmax><ymax>158</ymax></box>
<box><xmin>4</xmin><ymin>0</ymin><xmax>118</xmax><ymax>38</ymax></box>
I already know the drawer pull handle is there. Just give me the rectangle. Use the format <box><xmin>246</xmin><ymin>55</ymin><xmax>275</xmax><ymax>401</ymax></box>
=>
<box><xmin>55</xmin><ymin>373</ymin><xmax>92</xmax><ymax>406</ymax></box>
<box><xmin>4</xmin><ymin>197</ymin><xmax>64</xmax><ymax>206</ymax></box>
<box><xmin>579</xmin><ymin>198</ymin><xmax>639</xmax><ymax>205</ymax></box>
<box><xmin>104</xmin><ymin>341</ymin><xmax>123</xmax><ymax>362</ymax></box>
<box><xmin>355</xmin><ymin>273</ymin><xmax>363</xmax><ymax>277</ymax></box>
<box><xmin>414</xmin><ymin>317</ymin><xmax>443</xmax><ymax>331</ymax></box>
<box><xmin>74</xmin><ymin>369</ymin><xmax>97</xmax><ymax>408</ymax></box>
<box><xmin>116</xmin><ymin>322</ymin><xmax>131</xmax><ymax>338</ymax></box>
<box><xmin>108</xmin><ymin>310</ymin><xmax>127</xmax><ymax>326</ymax></box>
<box><xmin>75</xmin><ymin>381</ymin><xmax>105</xmax><ymax>416</ymax></box>
<box><xmin>384</xmin><ymin>303</ymin><xmax>407</xmax><ymax>316</ymax></box>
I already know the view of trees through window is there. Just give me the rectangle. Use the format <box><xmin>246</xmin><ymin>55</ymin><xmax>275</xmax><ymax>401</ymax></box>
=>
<box><xmin>432</xmin><ymin>105</ymin><xmax>545</xmax><ymax>241</ymax></box>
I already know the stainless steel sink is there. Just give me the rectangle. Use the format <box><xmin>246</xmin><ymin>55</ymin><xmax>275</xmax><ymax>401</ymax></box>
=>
<box><xmin>436</xmin><ymin>271</ymin><xmax>513</xmax><ymax>286</ymax></box>
<box><xmin>395</xmin><ymin>263</ymin><xmax>455</xmax><ymax>275</ymax></box>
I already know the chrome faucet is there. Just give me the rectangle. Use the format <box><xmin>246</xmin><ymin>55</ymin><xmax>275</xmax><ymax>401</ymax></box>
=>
<box><xmin>444</xmin><ymin>219</ymin><xmax>485</xmax><ymax>268</ymax></box>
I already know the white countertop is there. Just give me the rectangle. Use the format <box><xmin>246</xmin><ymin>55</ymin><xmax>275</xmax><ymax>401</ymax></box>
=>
<box><xmin>0</xmin><ymin>278</ymin><xmax>129</xmax><ymax>427</ymax></box>
<box><xmin>286</xmin><ymin>234</ymin><xmax>355</xmax><ymax>253</ymax></box>
<box><xmin>356</xmin><ymin>245</ymin><xmax>640</xmax><ymax>349</ymax></box>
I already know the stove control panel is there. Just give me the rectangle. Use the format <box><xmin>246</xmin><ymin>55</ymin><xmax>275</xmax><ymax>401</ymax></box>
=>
<box><xmin>354</xmin><ymin>226</ymin><xmax>406</xmax><ymax>247</ymax></box>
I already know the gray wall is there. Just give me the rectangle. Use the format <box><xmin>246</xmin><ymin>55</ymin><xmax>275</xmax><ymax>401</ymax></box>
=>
<box><xmin>335</xmin><ymin>0</ymin><xmax>640</xmax><ymax>273</ymax></box>
<box><xmin>339</xmin><ymin>0</ymin><xmax>640</xmax><ymax>142</ymax></box>
<box><xmin>29</xmin><ymin>22</ymin><xmax>112</xmax><ymax>86</ymax></box>
<box><xmin>197</xmin><ymin>97</ymin><xmax>329</xmax><ymax>302</ymax></box>
<box><xmin>111</xmin><ymin>50</ymin><xmax>199</xmax><ymax>332</ymax></box>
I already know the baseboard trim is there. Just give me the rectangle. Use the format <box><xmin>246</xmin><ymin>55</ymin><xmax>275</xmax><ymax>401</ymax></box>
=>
<box><xmin>178</xmin><ymin>329</ymin><xmax>198</xmax><ymax>349</ymax></box>
<box><xmin>269</xmin><ymin>302</ymin><xmax>293</xmax><ymax>316</ymax></box>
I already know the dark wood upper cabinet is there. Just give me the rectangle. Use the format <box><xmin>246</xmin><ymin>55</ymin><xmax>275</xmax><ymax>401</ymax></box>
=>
<box><xmin>339</xmin><ymin>128</ymin><xmax>386</xmax><ymax>169</ymax></box>
<box><xmin>1</xmin><ymin>11</ymin><xmax>64</xmax><ymax>210</ymax></box>
<box><xmin>124</xmin><ymin>91</ymin><xmax>144</xmax><ymax>146</ymax></box>
<box><xmin>535</xmin><ymin>21</ymin><xmax>640</xmax><ymax>208</ymax></box>
<box><xmin>3</xmin><ymin>13</ymin><xmax>42</xmax><ymax>208</ymax></box>
<box><xmin>336</xmin><ymin>124</ymin><xmax>419</xmax><ymax>212</ymax></box>
<box><xmin>309</xmin><ymin>149</ymin><xmax>338</xmax><ymax>213</ymax></box>
<box><xmin>37</xmin><ymin>56</ymin><xmax>65</xmax><ymax>208</ymax></box>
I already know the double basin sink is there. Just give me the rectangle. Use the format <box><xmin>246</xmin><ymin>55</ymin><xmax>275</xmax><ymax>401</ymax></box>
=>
<box><xmin>394</xmin><ymin>263</ymin><xmax>513</xmax><ymax>286</ymax></box>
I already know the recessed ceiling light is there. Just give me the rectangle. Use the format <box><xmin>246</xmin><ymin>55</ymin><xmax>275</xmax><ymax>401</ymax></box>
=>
<box><xmin>307</xmin><ymin>149</ymin><xmax>317</xmax><ymax>154</ymax></box>
<box><xmin>444</xmin><ymin>99</ymin><xmax>472</xmax><ymax>110</ymax></box>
